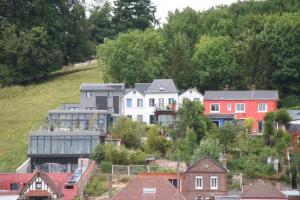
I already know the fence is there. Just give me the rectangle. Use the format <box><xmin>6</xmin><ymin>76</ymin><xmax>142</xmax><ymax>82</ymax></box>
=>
<box><xmin>111</xmin><ymin>165</ymin><xmax>176</xmax><ymax>176</ymax></box>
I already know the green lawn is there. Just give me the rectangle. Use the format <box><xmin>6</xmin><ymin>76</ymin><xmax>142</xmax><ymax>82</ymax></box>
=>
<box><xmin>0</xmin><ymin>62</ymin><xmax>103</xmax><ymax>172</ymax></box>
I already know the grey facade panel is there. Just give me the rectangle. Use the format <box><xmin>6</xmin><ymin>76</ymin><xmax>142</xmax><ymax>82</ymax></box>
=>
<box><xmin>29</xmin><ymin>134</ymin><xmax>99</xmax><ymax>156</ymax></box>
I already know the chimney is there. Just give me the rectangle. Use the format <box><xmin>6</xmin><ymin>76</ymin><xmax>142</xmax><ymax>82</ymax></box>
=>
<box><xmin>222</xmin><ymin>154</ymin><xmax>227</xmax><ymax>169</ymax></box>
<box><xmin>224</xmin><ymin>85</ymin><xmax>229</xmax><ymax>91</ymax></box>
<box><xmin>251</xmin><ymin>84</ymin><xmax>256</xmax><ymax>90</ymax></box>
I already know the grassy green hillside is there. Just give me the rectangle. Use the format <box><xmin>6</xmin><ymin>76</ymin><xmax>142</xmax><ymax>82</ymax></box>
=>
<box><xmin>0</xmin><ymin>62</ymin><xmax>102</xmax><ymax>172</ymax></box>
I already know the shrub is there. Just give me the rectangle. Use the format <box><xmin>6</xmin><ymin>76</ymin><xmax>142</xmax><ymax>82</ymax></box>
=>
<box><xmin>101</xmin><ymin>161</ymin><xmax>112</xmax><ymax>173</ymax></box>
<box><xmin>91</xmin><ymin>144</ymin><xmax>105</xmax><ymax>162</ymax></box>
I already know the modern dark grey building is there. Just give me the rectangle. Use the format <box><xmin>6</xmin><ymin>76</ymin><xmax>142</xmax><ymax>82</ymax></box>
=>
<box><xmin>79</xmin><ymin>83</ymin><xmax>125</xmax><ymax>113</ymax></box>
<box><xmin>29</xmin><ymin>131</ymin><xmax>99</xmax><ymax>172</ymax></box>
<box><xmin>27</xmin><ymin>83</ymin><xmax>125</xmax><ymax>172</ymax></box>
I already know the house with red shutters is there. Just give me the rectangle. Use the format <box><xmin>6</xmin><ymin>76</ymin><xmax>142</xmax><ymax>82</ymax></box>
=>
<box><xmin>204</xmin><ymin>90</ymin><xmax>278</xmax><ymax>134</ymax></box>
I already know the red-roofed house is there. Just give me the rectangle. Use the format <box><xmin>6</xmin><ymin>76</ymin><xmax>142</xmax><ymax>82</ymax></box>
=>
<box><xmin>241</xmin><ymin>182</ymin><xmax>287</xmax><ymax>200</ymax></box>
<box><xmin>111</xmin><ymin>176</ymin><xmax>186</xmax><ymax>200</ymax></box>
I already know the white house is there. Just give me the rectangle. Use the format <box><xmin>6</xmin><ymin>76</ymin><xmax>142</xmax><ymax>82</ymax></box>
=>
<box><xmin>123</xmin><ymin>80</ymin><xmax>204</xmax><ymax>125</ymax></box>
<box><xmin>123</xmin><ymin>79</ymin><xmax>179</xmax><ymax>124</ymax></box>
<box><xmin>179</xmin><ymin>88</ymin><xmax>204</xmax><ymax>106</ymax></box>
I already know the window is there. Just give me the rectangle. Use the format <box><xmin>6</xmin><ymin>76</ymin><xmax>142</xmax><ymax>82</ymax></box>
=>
<box><xmin>195</xmin><ymin>176</ymin><xmax>203</xmax><ymax>190</ymax></box>
<box><xmin>235</xmin><ymin>103</ymin><xmax>245</xmax><ymax>113</ymax></box>
<box><xmin>36</xmin><ymin>182</ymin><xmax>42</xmax><ymax>189</ymax></box>
<box><xmin>150</xmin><ymin>115</ymin><xmax>155</xmax><ymax>124</ymax></box>
<box><xmin>168</xmin><ymin>179</ymin><xmax>178</xmax><ymax>188</ymax></box>
<box><xmin>168</xmin><ymin>98</ymin><xmax>174</xmax><ymax>105</ymax></box>
<box><xmin>158</xmin><ymin>98</ymin><xmax>164</xmax><ymax>108</ymax></box>
<box><xmin>10</xmin><ymin>183</ymin><xmax>20</xmax><ymax>191</ymax></box>
<box><xmin>210</xmin><ymin>103</ymin><xmax>220</xmax><ymax>113</ymax></box>
<box><xmin>210</xmin><ymin>176</ymin><xmax>218</xmax><ymax>189</ymax></box>
<box><xmin>159</xmin><ymin>86</ymin><xmax>165</xmax><ymax>91</ymax></box>
<box><xmin>108</xmin><ymin>91</ymin><xmax>113</xmax><ymax>97</ymax></box>
<box><xmin>137</xmin><ymin>99</ymin><xmax>143</xmax><ymax>107</ymax></box>
<box><xmin>149</xmin><ymin>98</ymin><xmax>155</xmax><ymax>107</ymax></box>
<box><xmin>258</xmin><ymin>103</ymin><xmax>267</xmax><ymax>112</ymax></box>
<box><xmin>86</xmin><ymin>91</ymin><xmax>92</xmax><ymax>98</ymax></box>
<box><xmin>126</xmin><ymin>98</ymin><xmax>132</xmax><ymax>108</ymax></box>
<box><xmin>69</xmin><ymin>107</ymin><xmax>78</xmax><ymax>111</ymax></box>
<box><xmin>194</xmin><ymin>98</ymin><xmax>200</xmax><ymax>102</ymax></box>
<box><xmin>137</xmin><ymin>115</ymin><xmax>143</xmax><ymax>122</ymax></box>
<box><xmin>212</xmin><ymin>120</ymin><xmax>220</xmax><ymax>127</ymax></box>
<box><xmin>227</xmin><ymin>103</ymin><xmax>232</xmax><ymax>111</ymax></box>
<box><xmin>257</xmin><ymin>121</ymin><xmax>264</xmax><ymax>133</ymax></box>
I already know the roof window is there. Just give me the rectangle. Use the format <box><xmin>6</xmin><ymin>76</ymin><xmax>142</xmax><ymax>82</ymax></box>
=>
<box><xmin>159</xmin><ymin>86</ymin><xmax>165</xmax><ymax>91</ymax></box>
<box><xmin>143</xmin><ymin>187</ymin><xmax>156</xmax><ymax>194</ymax></box>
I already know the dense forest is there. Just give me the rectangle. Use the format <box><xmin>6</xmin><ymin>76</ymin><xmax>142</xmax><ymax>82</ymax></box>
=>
<box><xmin>0</xmin><ymin>0</ymin><xmax>156</xmax><ymax>85</ymax></box>
<box><xmin>97</xmin><ymin>0</ymin><xmax>300</xmax><ymax>106</ymax></box>
<box><xmin>1</xmin><ymin>0</ymin><xmax>300</xmax><ymax>106</ymax></box>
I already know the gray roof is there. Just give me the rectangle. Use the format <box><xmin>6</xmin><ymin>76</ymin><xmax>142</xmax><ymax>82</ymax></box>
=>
<box><xmin>205</xmin><ymin>113</ymin><xmax>235</xmax><ymax>119</ymax></box>
<box><xmin>145</xmin><ymin>79</ymin><xmax>178</xmax><ymax>94</ymax></box>
<box><xmin>204</xmin><ymin>90</ymin><xmax>278</xmax><ymax>100</ymax></box>
<box><xmin>287</xmin><ymin>110</ymin><xmax>300</xmax><ymax>121</ymax></box>
<box><xmin>80</xmin><ymin>83</ymin><xmax>125</xmax><ymax>91</ymax></box>
<box><xmin>135</xmin><ymin>83</ymin><xmax>151</xmax><ymax>94</ymax></box>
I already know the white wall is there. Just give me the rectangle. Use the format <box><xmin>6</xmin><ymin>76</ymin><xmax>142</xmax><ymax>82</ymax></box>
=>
<box><xmin>179</xmin><ymin>88</ymin><xmax>203</xmax><ymax>106</ymax></box>
<box><xmin>123</xmin><ymin>90</ymin><xmax>179</xmax><ymax>124</ymax></box>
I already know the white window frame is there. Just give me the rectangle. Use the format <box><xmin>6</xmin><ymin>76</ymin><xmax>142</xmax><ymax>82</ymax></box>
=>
<box><xmin>126</xmin><ymin>98</ymin><xmax>132</xmax><ymax>108</ymax></box>
<box><xmin>137</xmin><ymin>115</ymin><xmax>143</xmax><ymax>122</ymax></box>
<box><xmin>210</xmin><ymin>176</ymin><xmax>218</xmax><ymax>190</ymax></box>
<box><xmin>258</xmin><ymin>103</ymin><xmax>267</xmax><ymax>112</ymax></box>
<box><xmin>158</xmin><ymin>98</ymin><xmax>164</xmax><ymax>108</ymax></box>
<box><xmin>227</xmin><ymin>103</ymin><xmax>232</xmax><ymax>111</ymax></box>
<box><xmin>137</xmin><ymin>99</ymin><xmax>143</xmax><ymax>107</ymax></box>
<box><xmin>235</xmin><ymin>103</ymin><xmax>245</xmax><ymax>113</ymax></box>
<box><xmin>195</xmin><ymin>176</ymin><xmax>203</xmax><ymax>190</ymax></box>
<box><xmin>149</xmin><ymin>98</ymin><xmax>155</xmax><ymax>107</ymax></box>
<box><xmin>86</xmin><ymin>91</ymin><xmax>92</xmax><ymax>98</ymax></box>
<box><xmin>210</xmin><ymin>103</ymin><xmax>220</xmax><ymax>113</ymax></box>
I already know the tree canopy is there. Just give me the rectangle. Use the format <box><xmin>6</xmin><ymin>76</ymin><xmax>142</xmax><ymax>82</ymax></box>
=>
<box><xmin>98</xmin><ymin>0</ymin><xmax>300</xmax><ymax>103</ymax></box>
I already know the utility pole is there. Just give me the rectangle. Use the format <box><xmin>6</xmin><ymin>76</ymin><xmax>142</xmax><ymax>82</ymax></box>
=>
<box><xmin>108</xmin><ymin>174</ymin><xmax>113</xmax><ymax>199</ymax></box>
<box><xmin>177</xmin><ymin>154</ymin><xmax>180</xmax><ymax>192</ymax></box>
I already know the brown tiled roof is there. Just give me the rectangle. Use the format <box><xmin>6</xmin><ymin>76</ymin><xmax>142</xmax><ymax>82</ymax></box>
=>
<box><xmin>241</xmin><ymin>182</ymin><xmax>286</xmax><ymax>199</ymax></box>
<box><xmin>187</xmin><ymin>157</ymin><xmax>228</xmax><ymax>173</ymax></box>
<box><xmin>112</xmin><ymin>176</ymin><xmax>186</xmax><ymax>200</ymax></box>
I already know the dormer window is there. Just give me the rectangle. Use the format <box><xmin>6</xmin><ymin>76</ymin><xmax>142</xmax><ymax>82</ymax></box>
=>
<box><xmin>159</xmin><ymin>86</ymin><xmax>165</xmax><ymax>91</ymax></box>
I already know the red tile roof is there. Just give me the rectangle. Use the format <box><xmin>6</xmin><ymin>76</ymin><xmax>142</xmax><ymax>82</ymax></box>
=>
<box><xmin>112</xmin><ymin>176</ymin><xmax>186</xmax><ymax>200</ymax></box>
<box><xmin>241</xmin><ymin>182</ymin><xmax>286</xmax><ymax>199</ymax></box>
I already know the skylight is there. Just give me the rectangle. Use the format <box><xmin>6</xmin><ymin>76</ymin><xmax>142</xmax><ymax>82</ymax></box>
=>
<box><xmin>143</xmin><ymin>187</ymin><xmax>156</xmax><ymax>194</ymax></box>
